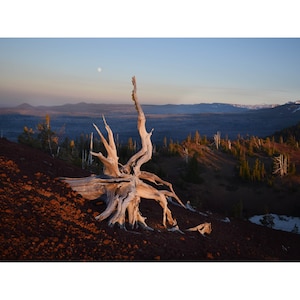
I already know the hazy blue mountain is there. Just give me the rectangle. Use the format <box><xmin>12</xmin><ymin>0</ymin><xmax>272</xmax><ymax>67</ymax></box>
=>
<box><xmin>1</xmin><ymin>102</ymin><xmax>300</xmax><ymax>144</ymax></box>
<box><xmin>1</xmin><ymin>102</ymin><xmax>253</xmax><ymax>116</ymax></box>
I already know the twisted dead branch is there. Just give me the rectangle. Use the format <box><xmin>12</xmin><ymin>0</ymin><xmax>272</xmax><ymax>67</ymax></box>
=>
<box><xmin>63</xmin><ymin>77</ymin><xmax>186</xmax><ymax>230</ymax></box>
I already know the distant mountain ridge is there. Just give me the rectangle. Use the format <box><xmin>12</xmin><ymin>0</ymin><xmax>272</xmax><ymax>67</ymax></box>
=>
<box><xmin>1</xmin><ymin>101</ymin><xmax>300</xmax><ymax>144</ymax></box>
<box><xmin>0</xmin><ymin>101</ymin><xmax>278</xmax><ymax>117</ymax></box>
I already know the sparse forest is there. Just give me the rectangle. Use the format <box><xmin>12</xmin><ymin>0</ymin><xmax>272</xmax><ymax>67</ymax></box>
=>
<box><xmin>2</xmin><ymin>38</ymin><xmax>300</xmax><ymax>262</ymax></box>
<box><xmin>17</xmin><ymin>103</ymin><xmax>300</xmax><ymax>220</ymax></box>
<box><xmin>2</xmin><ymin>87</ymin><xmax>300</xmax><ymax>261</ymax></box>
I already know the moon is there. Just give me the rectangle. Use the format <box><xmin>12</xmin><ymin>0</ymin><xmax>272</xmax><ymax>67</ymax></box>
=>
<box><xmin>97</xmin><ymin>67</ymin><xmax>102</xmax><ymax>73</ymax></box>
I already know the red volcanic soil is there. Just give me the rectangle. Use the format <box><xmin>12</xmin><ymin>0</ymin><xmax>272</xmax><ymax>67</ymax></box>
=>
<box><xmin>1</xmin><ymin>138</ymin><xmax>300</xmax><ymax>261</ymax></box>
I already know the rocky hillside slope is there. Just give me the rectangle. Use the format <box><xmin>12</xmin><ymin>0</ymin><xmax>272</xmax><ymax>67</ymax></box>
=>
<box><xmin>1</xmin><ymin>138</ymin><xmax>300</xmax><ymax>261</ymax></box>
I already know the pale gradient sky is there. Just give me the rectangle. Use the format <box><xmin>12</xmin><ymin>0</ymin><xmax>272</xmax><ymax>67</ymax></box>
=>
<box><xmin>1</xmin><ymin>38</ymin><xmax>300</xmax><ymax>107</ymax></box>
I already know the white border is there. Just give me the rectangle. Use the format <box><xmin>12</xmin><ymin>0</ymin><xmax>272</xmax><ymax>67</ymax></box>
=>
<box><xmin>1</xmin><ymin>1</ymin><xmax>299</xmax><ymax>37</ymax></box>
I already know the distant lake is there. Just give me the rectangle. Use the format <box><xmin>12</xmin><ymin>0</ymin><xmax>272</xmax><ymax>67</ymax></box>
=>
<box><xmin>0</xmin><ymin>114</ymin><xmax>173</xmax><ymax>145</ymax></box>
<box><xmin>1</xmin><ymin>112</ymin><xmax>299</xmax><ymax>145</ymax></box>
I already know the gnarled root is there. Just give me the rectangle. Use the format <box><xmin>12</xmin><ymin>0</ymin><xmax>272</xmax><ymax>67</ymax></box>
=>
<box><xmin>186</xmin><ymin>222</ymin><xmax>212</xmax><ymax>235</ymax></box>
<box><xmin>62</xmin><ymin>76</ymin><xmax>188</xmax><ymax>232</ymax></box>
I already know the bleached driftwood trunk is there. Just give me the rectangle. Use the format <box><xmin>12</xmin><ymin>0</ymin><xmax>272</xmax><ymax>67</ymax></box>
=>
<box><xmin>214</xmin><ymin>131</ymin><xmax>221</xmax><ymax>150</ymax></box>
<box><xmin>186</xmin><ymin>222</ymin><xmax>212</xmax><ymax>235</ymax></box>
<box><xmin>273</xmin><ymin>154</ymin><xmax>289</xmax><ymax>177</ymax></box>
<box><xmin>63</xmin><ymin>77</ymin><xmax>186</xmax><ymax>230</ymax></box>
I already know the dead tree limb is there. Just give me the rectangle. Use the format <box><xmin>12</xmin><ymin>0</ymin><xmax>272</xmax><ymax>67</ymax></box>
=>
<box><xmin>186</xmin><ymin>222</ymin><xmax>212</xmax><ymax>235</ymax></box>
<box><xmin>273</xmin><ymin>154</ymin><xmax>289</xmax><ymax>177</ymax></box>
<box><xmin>62</xmin><ymin>76</ymin><xmax>188</xmax><ymax>231</ymax></box>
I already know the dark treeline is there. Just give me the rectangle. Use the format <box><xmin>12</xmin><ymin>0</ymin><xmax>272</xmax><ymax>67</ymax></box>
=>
<box><xmin>16</xmin><ymin>114</ymin><xmax>300</xmax><ymax>219</ymax></box>
<box><xmin>18</xmin><ymin>115</ymin><xmax>299</xmax><ymax>185</ymax></box>
<box><xmin>271</xmin><ymin>121</ymin><xmax>300</xmax><ymax>147</ymax></box>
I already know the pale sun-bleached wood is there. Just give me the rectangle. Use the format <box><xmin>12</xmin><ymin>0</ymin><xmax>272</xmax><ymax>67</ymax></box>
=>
<box><xmin>63</xmin><ymin>77</ymin><xmax>211</xmax><ymax>235</ymax></box>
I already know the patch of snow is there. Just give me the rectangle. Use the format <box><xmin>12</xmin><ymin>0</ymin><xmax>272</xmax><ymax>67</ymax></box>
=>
<box><xmin>249</xmin><ymin>214</ymin><xmax>300</xmax><ymax>234</ymax></box>
<box><xmin>292</xmin><ymin>106</ymin><xmax>300</xmax><ymax>113</ymax></box>
<box><xmin>167</xmin><ymin>197</ymin><xmax>184</xmax><ymax>208</ymax></box>
<box><xmin>221</xmin><ymin>217</ymin><xmax>230</xmax><ymax>223</ymax></box>
<box><xmin>168</xmin><ymin>225</ymin><xmax>184</xmax><ymax>234</ymax></box>
<box><xmin>186</xmin><ymin>201</ymin><xmax>197</xmax><ymax>212</ymax></box>
<box><xmin>199</xmin><ymin>211</ymin><xmax>209</xmax><ymax>217</ymax></box>
<box><xmin>168</xmin><ymin>198</ymin><xmax>209</xmax><ymax>216</ymax></box>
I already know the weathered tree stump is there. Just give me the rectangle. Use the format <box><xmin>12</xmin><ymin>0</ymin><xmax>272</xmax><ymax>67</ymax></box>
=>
<box><xmin>63</xmin><ymin>77</ymin><xmax>186</xmax><ymax>230</ymax></box>
<box><xmin>63</xmin><ymin>77</ymin><xmax>212</xmax><ymax>235</ymax></box>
